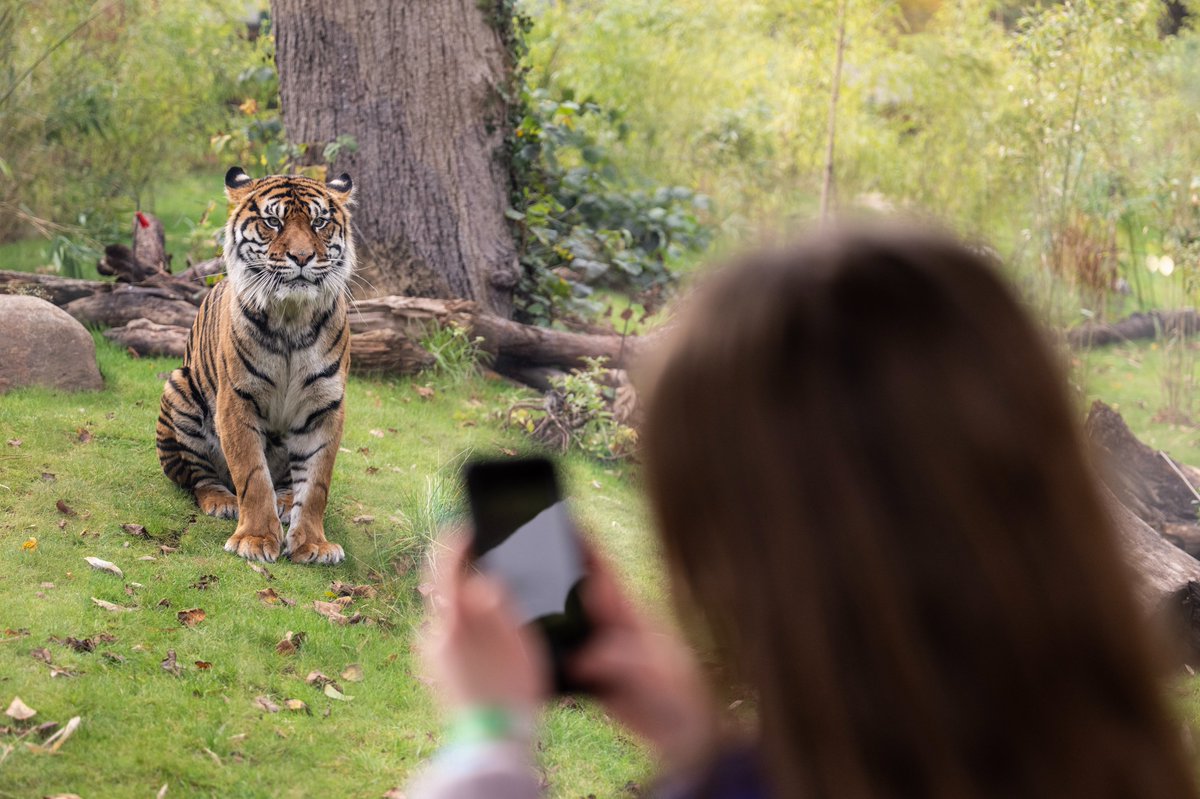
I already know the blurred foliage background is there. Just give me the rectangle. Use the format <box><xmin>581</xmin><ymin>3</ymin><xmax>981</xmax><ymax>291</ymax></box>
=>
<box><xmin>4</xmin><ymin>0</ymin><xmax>1200</xmax><ymax>328</ymax></box>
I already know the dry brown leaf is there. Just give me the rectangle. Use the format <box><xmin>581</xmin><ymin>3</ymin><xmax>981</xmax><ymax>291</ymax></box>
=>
<box><xmin>333</xmin><ymin>595</ymin><xmax>354</xmax><ymax>609</ymax></box>
<box><xmin>312</xmin><ymin>600</ymin><xmax>349</xmax><ymax>625</ymax></box>
<box><xmin>275</xmin><ymin>631</ymin><xmax>305</xmax><ymax>656</ymax></box>
<box><xmin>91</xmin><ymin>597</ymin><xmax>133</xmax><ymax>613</ymax></box>
<box><xmin>369</xmin><ymin>428</ymin><xmax>385</xmax><ymax>438</ymax></box>
<box><xmin>257</xmin><ymin>587</ymin><xmax>280</xmax><ymax>604</ymax></box>
<box><xmin>330</xmin><ymin>581</ymin><xmax>377</xmax><ymax>599</ymax></box>
<box><xmin>283</xmin><ymin>699</ymin><xmax>310</xmax><ymax>714</ymax></box>
<box><xmin>76</xmin><ymin>427</ymin><xmax>93</xmax><ymax>444</ymax></box>
<box><xmin>5</xmin><ymin>696</ymin><xmax>35</xmax><ymax>720</ymax></box>
<box><xmin>190</xmin><ymin>574</ymin><xmax>218</xmax><ymax>590</ymax></box>
<box><xmin>248</xmin><ymin>562</ymin><xmax>274</xmax><ymax>580</ymax></box>
<box><xmin>177</xmin><ymin>608</ymin><xmax>205</xmax><ymax>627</ymax></box>
<box><xmin>161</xmin><ymin>649</ymin><xmax>182</xmax><ymax>676</ymax></box>
<box><xmin>254</xmin><ymin>695</ymin><xmax>281</xmax><ymax>713</ymax></box>
<box><xmin>138</xmin><ymin>555</ymin><xmax>157</xmax><ymax>562</ymax></box>
<box><xmin>194</xmin><ymin>660</ymin><xmax>212</xmax><ymax>670</ymax></box>
<box><xmin>340</xmin><ymin>663</ymin><xmax>364</xmax><ymax>682</ymax></box>
<box><xmin>41</xmin><ymin>471</ymin><xmax>55</xmax><ymax>482</ymax></box>
<box><xmin>6</xmin><ymin>438</ymin><xmax>20</xmax><ymax>447</ymax></box>
<box><xmin>31</xmin><ymin>647</ymin><xmax>52</xmax><ymax>665</ymax></box>
<box><xmin>84</xmin><ymin>557</ymin><xmax>123</xmax><ymax>577</ymax></box>
<box><xmin>56</xmin><ymin>499</ymin><xmax>77</xmax><ymax>516</ymax></box>
<box><xmin>121</xmin><ymin>523</ymin><xmax>147</xmax><ymax>537</ymax></box>
<box><xmin>323</xmin><ymin>683</ymin><xmax>353</xmax><ymax>701</ymax></box>
<box><xmin>304</xmin><ymin>671</ymin><xmax>335</xmax><ymax>689</ymax></box>
<box><xmin>159</xmin><ymin>545</ymin><xmax>179</xmax><ymax>555</ymax></box>
<box><xmin>415</xmin><ymin>385</ymin><xmax>435</xmax><ymax>399</ymax></box>
<box><xmin>351</xmin><ymin>515</ymin><xmax>375</xmax><ymax>524</ymax></box>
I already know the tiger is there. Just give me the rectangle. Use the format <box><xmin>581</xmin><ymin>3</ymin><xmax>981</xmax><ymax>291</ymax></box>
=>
<box><xmin>156</xmin><ymin>166</ymin><xmax>355</xmax><ymax>564</ymax></box>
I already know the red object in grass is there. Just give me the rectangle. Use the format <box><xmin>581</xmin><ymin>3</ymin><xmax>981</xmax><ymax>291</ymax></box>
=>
<box><xmin>135</xmin><ymin>211</ymin><xmax>150</xmax><ymax>229</ymax></box>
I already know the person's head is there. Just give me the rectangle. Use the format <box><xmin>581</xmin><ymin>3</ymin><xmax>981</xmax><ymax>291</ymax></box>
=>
<box><xmin>643</xmin><ymin>225</ymin><xmax>1196</xmax><ymax>799</ymax></box>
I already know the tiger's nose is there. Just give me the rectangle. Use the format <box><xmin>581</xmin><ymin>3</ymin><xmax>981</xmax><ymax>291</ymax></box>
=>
<box><xmin>288</xmin><ymin>250</ymin><xmax>314</xmax><ymax>267</ymax></box>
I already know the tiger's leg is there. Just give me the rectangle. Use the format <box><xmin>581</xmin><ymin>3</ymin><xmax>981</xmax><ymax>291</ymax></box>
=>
<box><xmin>275</xmin><ymin>489</ymin><xmax>294</xmax><ymax>522</ymax></box>
<box><xmin>284</xmin><ymin>402</ymin><xmax>345</xmax><ymax>565</ymax></box>
<box><xmin>218</xmin><ymin>391</ymin><xmax>283</xmax><ymax>562</ymax></box>
<box><xmin>158</xmin><ymin>368</ymin><xmax>235</xmax><ymax>517</ymax></box>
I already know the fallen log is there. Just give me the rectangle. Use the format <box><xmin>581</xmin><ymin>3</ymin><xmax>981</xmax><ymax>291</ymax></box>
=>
<box><xmin>0</xmin><ymin>269</ymin><xmax>111</xmax><ymax>305</ymax></box>
<box><xmin>1085</xmin><ymin>400</ymin><xmax>1200</xmax><ymax>529</ymax></box>
<box><xmin>64</xmin><ymin>287</ymin><xmax>199</xmax><ymax>329</ymax></box>
<box><xmin>1066</xmin><ymin>309</ymin><xmax>1200</xmax><ymax>349</ymax></box>
<box><xmin>103</xmin><ymin>318</ymin><xmax>190</xmax><ymax>359</ymax></box>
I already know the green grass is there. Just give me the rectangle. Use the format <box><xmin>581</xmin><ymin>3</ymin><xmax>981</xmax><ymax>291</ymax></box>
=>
<box><xmin>0</xmin><ymin>336</ymin><xmax>654</xmax><ymax>798</ymax></box>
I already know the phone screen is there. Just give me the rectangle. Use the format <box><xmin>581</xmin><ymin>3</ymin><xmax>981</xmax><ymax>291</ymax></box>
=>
<box><xmin>465</xmin><ymin>458</ymin><xmax>591</xmax><ymax>692</ymax></box>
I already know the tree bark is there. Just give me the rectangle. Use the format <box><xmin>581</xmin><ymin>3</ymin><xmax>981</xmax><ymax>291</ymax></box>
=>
<box><xmin>272</xmin><ymin>0</ymin><xmax>519</xmax><ymax>314</ymax></box>
<box><xmin>0</xmin><ymin>270</ymin><xmax>111</xmax><ymax>305</ymax></box>
<box><xmin>64</xmin><ymin>287</ymin><xmax>199</xmax><ymax>329</ymax></box>
<box><xmin>104</xmin><ymin>318</ymin><xmax>190</xmax><ymax>358</ymax></box>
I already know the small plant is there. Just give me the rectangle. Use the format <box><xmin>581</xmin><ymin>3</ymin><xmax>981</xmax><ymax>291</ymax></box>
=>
<box><xmin>507</xmin><ymin>357</ymin><xmax>638</xmax><ymax>461</ymax></box>
<box><xmin>420</xmin><ymin>323</ymin><xmax>491</xmax><ymax>381</ymax></box>
<box><xmin>507</xmin><ymin>87</ymin><xmax>712</xmax><ymax>326</ymax></box>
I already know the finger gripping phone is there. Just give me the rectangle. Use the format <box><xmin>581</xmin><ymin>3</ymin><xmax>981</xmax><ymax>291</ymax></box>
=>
<box><xmin>464</xmin><ymin>457</ymin><xmax>592</xmax><ymax>694</ymax></box>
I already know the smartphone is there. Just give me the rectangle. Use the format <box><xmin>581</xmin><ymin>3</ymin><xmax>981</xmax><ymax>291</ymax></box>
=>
<box><xmin>464</xmin><ymin>457</ymin><xmax>592</xmax><ymax>693</ymax></box>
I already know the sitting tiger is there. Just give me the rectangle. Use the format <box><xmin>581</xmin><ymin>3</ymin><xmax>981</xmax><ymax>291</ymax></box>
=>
<box><xmin>156</xmin><ymin>167</ymin><xmax>354</xmax><ymax>564</ymax></box>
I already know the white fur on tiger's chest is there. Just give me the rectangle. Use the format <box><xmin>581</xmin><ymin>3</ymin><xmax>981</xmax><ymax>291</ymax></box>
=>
<box><xmin>260</xmin><ymin>348</ymin><xmax>342</xmax><ymax>437</ymax></box>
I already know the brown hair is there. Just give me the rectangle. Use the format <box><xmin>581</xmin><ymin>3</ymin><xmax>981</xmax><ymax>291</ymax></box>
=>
<box><xmin>643</xmin><ymin>225</ymin><xmax>1197</xmax><ymax>799</ymax></box>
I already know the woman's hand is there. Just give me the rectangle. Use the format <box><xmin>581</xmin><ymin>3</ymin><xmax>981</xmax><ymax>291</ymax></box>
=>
<box><xmin>419</xmin><ymin>533</ymin><xmax>550</xmax><ymax>718</ymax></box>
<box><xmin>568</xmin><ymin>549</ymin><xmax>718</xmax><ymax>774</ymax></box>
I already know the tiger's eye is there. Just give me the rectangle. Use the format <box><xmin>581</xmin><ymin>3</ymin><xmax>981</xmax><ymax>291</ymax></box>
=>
<box><xmin>313</xmin><ymin>217</ymin><xmax>329</xmax><ymax>231</ymax></box>
<box><xmin>262</xmin><ymin>216</ymin><xmax>282</xmax><ymax>230</ymax></box>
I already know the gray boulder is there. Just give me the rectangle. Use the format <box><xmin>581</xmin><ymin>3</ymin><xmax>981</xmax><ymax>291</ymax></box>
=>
<box><xmin>0</xmin><ymin>294</ymin><xmax>103</xmax><ymax>393</ymax></box>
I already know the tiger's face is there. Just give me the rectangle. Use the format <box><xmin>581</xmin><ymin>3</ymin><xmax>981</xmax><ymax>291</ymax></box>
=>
<box><xmin>222</xmin><ymin>167</ymin><xmax>355</xmax><ymax>312</ymax></box>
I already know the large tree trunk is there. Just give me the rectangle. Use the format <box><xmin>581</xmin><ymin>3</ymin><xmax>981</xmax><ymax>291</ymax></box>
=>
<box><xmin>272</xmin><ymin>0</ymin><xmax>519</xmax><ymax>314</ymax></box>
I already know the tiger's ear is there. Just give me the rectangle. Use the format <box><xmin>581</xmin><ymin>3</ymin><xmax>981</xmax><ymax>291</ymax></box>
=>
<box><xmin>225</xmin><ymin>166</ymin><xmax>254</xmax><ymax>202</ymax></box>
<box><xmin>326</xmin><ymin>172</ymin><xmax>353</xmax><ymax>201</ymax></box>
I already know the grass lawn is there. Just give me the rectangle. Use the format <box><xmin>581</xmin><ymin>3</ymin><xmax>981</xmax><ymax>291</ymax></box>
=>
<box><xmin>0</xmin><ymin>336</ymin><xmax>656</xmax><ymax>798</ymax></box>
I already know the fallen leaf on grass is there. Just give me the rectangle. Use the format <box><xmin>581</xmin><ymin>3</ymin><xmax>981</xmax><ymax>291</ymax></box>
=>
<box><xmin>161</xmin><ymin>650</ymin><xmax>182</xmax><ymax>676</ymax></box>
<box><xmin>157</xmin><ymin>785</ymin><xmax>168</xmax><ymax>799</ymax></box>
<box><xmin>257</xmin><ymin>587</ymin><xmax>294</xmax><ymax>606</ymax></box>
<box><xmin>414</xmin><ymin>385</ymin><xmax>435</xmax><ymax>400</ymax></box>
<box><xmin>20</xmin><ymin>537</ymin><xmax>36</xmax><ymax>552</ymax></box>
<box><xmin>55</xmin><ymin>636</ymin><xmax>94</xmax><ymax>653</ymax></box>
<box><xmin>369</xmin><ymin>428</ymin><xmax>385</xmax><ymax>438</ymax></box>
<box><xmin>31</xmin><ymin>648</ymin><xmax>52</xmax><ymax>664</ymax></box>
<box><xmin>312</xmin><ymin>600</ymin><xmax>349</xmax><ymax>625</ymax></box>
<box><xmin>340</xmin><ymin>664</ymin><xmax>364</xmax><ymax>682</ymax></box>
<box><xmin>40</xmin><ymin>582</ymin><xmax>54</xmax><ymax>590</ymax></box>
<box><xmin>40</xmin><ymin>472</ymin><xmax>55</xmax><ymax>482</ymax></box>
<box><xmin>30</xmin><ymin>715</ymin><xmax>81</xmax><ymax>753</ymax></box>
<box><xmin>5</xmin><ymin>696</ymin><xmax>35</xmax><ymax>721</ymax></box>
<box><xmin>323</xmin><ymin>684</ymin><xmax>353</xmax><ymax>701</ymax></box>
<box><xmin>332</xmin><ymin>595</ymin><xmax>354</xmax><ymax>609</ymax></box>
<box><xmin>248</xmin><ymin>562</ymin><xmax>274</xmax><ymax>580</ymax></box>
<box><xmin>352</xmin><ymin>515</ymin><xmax>375</xmax><ymax>524</ymax></box>
<box><xmin>91</xmin><ymin>597</ymin><xmax>133</xmax><ymax>613</ymax></box>
<box><xmin>254</xmin><ymin>695</ymin><xmax>281</xmax><ymax>713</ymax></box>
<box><xmin>121</xmin><ymin>524</ymin><xmax>147</xmax><ymax>538</ymax></box>
<box><xmin>76</xmin><ymin>428</ymin><xmax>92</xmax><ymax>444</ymax></box>
<box><xmin>159</xmin><ymin>545</ymin><xmax>179</xmax><ymax>555</ymax></box>
<box><xmin>84</xmin><ymin>557</ymin><xmax>123</xmax><ymax>577</ymax></box>
<box><xmin>6</xmin><ymin>439</ymin><xmax>20</xmax><ymax>447</ymax></box>
<box><xmin>49</xmin><ymin>665</ymin><xmax>79</xmax><ymax>678</ymax></box>
<box><xmin>283</xmin><ymin>699</ymin><xmax>310</xmax><ymax>714</ymax></box>
<box><xmin>191</xmin><ymin>574</ymin><xmax>219</xmax><ymax>590</ymax></box>
<box><xmin>177</xmin><ymin>608</ymin><xmax>205</xmax><ymax>627</ymax></box>
<box><xmin>330</xmin><ymin>581</ymin><xmax>377</xmax><ymax>599</ymax></box>
<box><xmin>56</xmin><ymin>499</ymin><xmax>77</xmax><ymax>516</ymax></box>
<box><xmin>194</xmin><ymin>661</ymin><xmax>212</xmax><ymax>670</ymax></box>
<box><xmin>138</xmin><ymin>555</ymin><xmax>157</xmax><ymax>562</ymax></box>
<box><xmin>304</xmin><ymin>671</ymin><xmax>335</xmax><ymax>690</ymax></box>
<box><xmin>156</xmin><ymin>598</ymin><xmax>171</xmax><ymax>608</ymax></box>
<box><xmin>275</xmin><ymin>631</ymin><xmax>305</xmax><ymax>656</ymax></box>
<box><xmin>102</xmin><ymin>651</ymin><xmax>125</xmax><ymax>664</ymax></box>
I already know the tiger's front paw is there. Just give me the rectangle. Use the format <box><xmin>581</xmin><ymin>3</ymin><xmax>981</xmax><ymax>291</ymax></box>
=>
<box><xmin>224</xmin><ymin>530</ymin><xmax>282</xmax><ymax>562</ymax></box>
<box><xmin>288</xmin><ymin>539</ymin><xmax>345</xmax><ymax>565</ymax></box>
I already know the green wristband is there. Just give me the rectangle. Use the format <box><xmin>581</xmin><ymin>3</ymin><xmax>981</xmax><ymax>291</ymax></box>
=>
<box><xmin>445</xmin><ymin>706</ymin><xmax>519</xmax><ymax>748</ymax></box>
